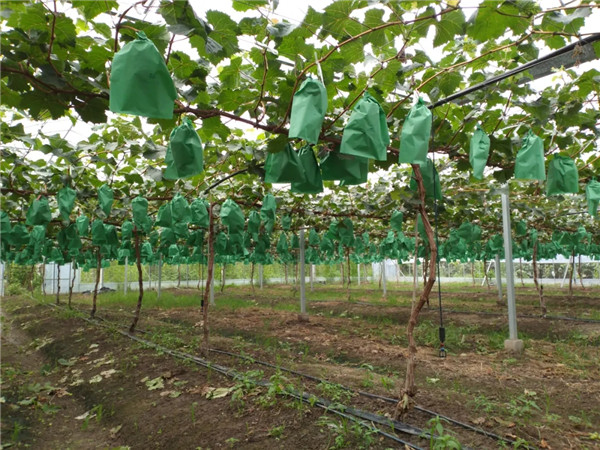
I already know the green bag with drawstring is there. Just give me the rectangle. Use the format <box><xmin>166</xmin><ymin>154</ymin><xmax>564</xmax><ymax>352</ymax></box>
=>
<box><xmin>164</xmin><ymin>118</ymin><xmax>204</xmax><ymax>179</ymax></box>
<box><xmin>110</xmin><ymin>31</ymin><xmax>177</xmax><ymax>119</ymax></box>
<box><xmin>156</xmin><ymin>203</ymin><xmax>172</xmax><ymax>227</ymax></box>
<box><xmin>291</xmin><ymin>145</ymin><xmax>323</xmax><ymax>194</ymax></box>
<box><xmin>398</xmin><ymin>97</ymin><xmax>432</xmax><ymax>165</ymax></box>
<box><xmin>308</xmin><ymin>229</ymin><xmax>320</xmax><ymax>246</ymax></box>
<box><xmin>546</xmin><ymin>155</ymin><xmax>579</xmax><ymax>195</ymax></box>
<box><xmin>10</xmin><ymin>224</ymin><xmax>29</xmax><ymax>247</ymax></box>
<box><xmin>339</xmin><ymin>155</ymin><xmax>369</xmax><ymax>186</ymax></box>
<box><xmin>76</xmin><ymin>215</ymin><xmax>89</xmax><ymax>236</ymax></box>
<box><xmin>98</xmin><ymin>184</ymin><xmax>114</xmax><ymax>216</ymax></box>
<box><xmin>320</xmin><ymin>149</ymin><xmax>368</xmax><ymax>183</ymax></box>
<box><xmin>515</xmin><ymin>129</ymin><xmax>545</xmax><ymax>180</ymax></box>
<box><xmin>132</xmin><ymin>196</ymin><xmax>148</xmax><ymax>226</ymax></box>
<box><xmin>247</xmin><ymin>211</ymin><xmax>261</xmax><ymax>236</ymax></box>
<box><xmin>469</xmin><ymin>125</ymin><xmax>490</xmax><ymax>180</ymax></box>
<box><xmin>586</xmin><ymin>178</ymin><xmax>600</xmax><ymax>218</ymax></box>
<box><xmin>57</xmin><ymin>187</ymin><xmax>77</xmax><ymax>220</ymax></box>
<box><xmin>516</xmin><ymin>220</ymin><xmax>527</xmax><ymax>237</ymax></box>
<box><xmin>410</xmin><ymin>158</ymin><xmax>442</xmax><ymax>200</ymax></box>
<box><xmin>281</xmin><ymin>215</ymin><xmax>291</xmax><ymax>231</ymax></box>
<box><xmin>122</xmin><ymin>221</ymin><xmax>133</xmax><ymax>240</ymax></box>
<box><xmin>190</xmin><ymin>199</ymin><xmax>209</xmax><ymax>228</ymax></box>
<box><xmin>260</xmin><ymin>194</ymin><xmax>277</xmax><ymax>234</ymax></box>
<box><xmin>264</xmin><ymin>143</ymin><xmax>306</xmax><ymax>184</ymax></box>
<box><xmin>338</xmin><ymin>218</ymin><xmax>354</xmax><ymax>247</ymax></box>
<box><xmin>390</xmin><ymin>210</ymin><xmax>403</xmax><ymax>233</ymax></box>
<box><xmin>288</xmin><ymin>77</ymin><xmax>328</xmax><ymax>144</ymax></box>
<box><xmin>171</xmin><ymin>193</ymin><xmax>191</xmax><ymax>224</ymax></box>
<box><xmin>26</xmin><ymin>197</ymin><xmax>52</xmax><ymax>226</ymax></box>
<box><xmin>220</xmin><ymin>199</ymin><xmax>245</xmax><ymax>234</ymax></box>
<box><xmin>340</xmin><ymin>92</ymin><xmax>389</xmax><ymax>161</ymax></box>
<box><xmin>91</xmin><ymin>219</ymin><xmax>107</xmax><ymax>245</ymax></box>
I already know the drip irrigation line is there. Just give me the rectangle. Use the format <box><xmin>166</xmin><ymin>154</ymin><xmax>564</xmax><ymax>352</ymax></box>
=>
<box><xmin>428</xmin><ymin>33</ymin><xmax>600</xmax><ymax>109</ymax></box>
<box><xmin>45</xmin><ymin>303</ymin><xmax>427</xmax><ymax>449</ymax></box>
<box><xmin>209</xmin><ymin>348</ymin><xmax>524</xmax><ymax>448</ymax></box>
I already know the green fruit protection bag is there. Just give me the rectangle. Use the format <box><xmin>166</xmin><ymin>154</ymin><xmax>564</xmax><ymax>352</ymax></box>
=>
<box><xmin>156</xmin><ymin>203</ymin><xmax>172</xmax><ymax>227</ymax></box>
<box><xmin>288</xmin><ymin>77</ymin><xmax>328</xmax><ymax>144</ymax></box>
<box><xmin>264</xmin><ymin>143</ymin><xmax>306</xmax><ymax>184</ymax></box>
<box><xmin>132</xmin><ymin>196</ymin><xmax>148</xmax><ymax>226</ymax></box>
<box><xmin>281</xmin><ymin>215</ymin><xmax>291</xmax><ymax>231</ymax></box>
<box><xmin>9</xmin><ymin>224</ymin><xmax>29</xmax><ymax>247</ymax></box>
<box><xmin>260</xmin><ymin>194</ymin><xmax>277</xmax><ymax>234</ymax></box>
<box><xmin>26</xmin><ymin>197</ymin><xmax>52</xmax><ymax>226</ymax></box>
<box><xmin>190</xmin><ymin>199</ymin><xmax>209</xmax><ymax>228</ymax></box>
<box><xmin>320</xmin><ymin>149</ymin><xmax>368</xmax><ymax>183</ymax></box>
<box><xmin>586</xmin><ymin>178</ymin><xmax>600</xmax><ymax>218</ymax></box>
<box><xmin>104</xmin><ymin>224</ymin><xmax>119</xmax><ymax>248</ymax></box>
<box><xmin>171</xmin><ymin>193</ymin><xmax>191</xmax><ymax>224</ymax></box>
<box><xmin>390</xmin><ymin>210</ymin><xmax>403</xmax><ymax>233</ymax></box>
<box><xmin>410</xmin><ymin>159</ymin><xmax>442</xmax><ymax>200</ymax></box>
<box><xmin>164</xmin><ymin>118</ymin><xmax>204</xmax><ymax>179</ymax></box>
<box><xmin>109</xmin><ymin>31</ymin><xmax>177</xmax><ymax>119</ymax></box>
<box><xmin>91</xmin><ymin>219</ymin><xmax>107</xmax><ymax>245</ymax></box>
<box><xmin>98</xmin><ymin>184</ymin><xmax>114</xmax><ymax>216</ymax></box>
<box><xmin>247</xmin><ymin>211</ymin><xmax>261</xmax><ymax>236</ymax></box>
<box><xmin>220</xmin><ymin>199</ymin><xmax>245</xmax><ymax>234</ymax></box>
<box><xmin>339</xmin><ymin>154</ymin><xmax>369</xmax><ymax>186</ymax></box>
<box><xmin>76</xmin><ymin>215</ymin><xmax>90</xmax><ymax>236</ymax></box>
<box><xmin>338</xmin><ymin>218</ymin><xmax>354</xmax><ymax>247</ymax></box>
<box><xmin>469</xmin><ymin>125</ymin><xmax>490</xmax><ymax>180</ymax></box>
<box><xmin>514</xmin><ymin>130</ymin><xmax>545</xmax><ymax>180</ymax></box>
<box><xmin>398</xmin><ymin>97</ymin><xmax>432</xmax><ymax>165</ymax></box>
<box><xmin>121</xmin><ymin>221</ymin><xmax>133</xmax><ymax>240</ymax></box>
<box><xmin>515</xmin><ymin>220</ymin><xmax>527</xmax><ymax>237</ymax></box>
<box><xmin>291</xmin><ymin>145</ymin><xmax>323</xmax><ymax>194</ymax></box>
<box><xmin>546</xmin><ymin>155</ymin><xmax>579</xmax><ymax>195</ymax></box>
<box><xmin>57</xmin><ymin>187</ymin><xmax>77</xmax><ymax>220</ymax></box>
<box><xmin>308</xmin><ymin>229</ymin><xmax>320</xmax><ymax>246</ymax></box>
<box><xmin>340</xmin><ymin>92</ymin><xmax>389</xmax><ymax>161</ymax></box>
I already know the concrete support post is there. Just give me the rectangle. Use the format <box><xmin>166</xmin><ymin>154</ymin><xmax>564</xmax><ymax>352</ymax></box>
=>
<box><xmin>501</xmin><ymin>186</ymin><xmax>523</xmax><ymax>354</ymax></box>
<box><xmin>259</xmin><ymin>264</ymin><xmax>263</xmax><ymax>289</ymax></box>
<box><xmin>298</xmin><ymin>229</ymin><xmax>308</xmax><ymax>321</ymax></box>
<box><xmin>495</xmin><ymin>254</ymin><xmax>503</xmax><ymax>302</ymax></box>
<box><xmin>124</xmin><ymin>257</ymin><xmax>128</xmax><ymax>294</ymax></box>
<box><xmin>157</xmin><ymin>254</ymin><xmax>162</xmax><ymax>300</ymax></box>
<box><xmin>310</xmin><ymin>264</ymin><xmax>314</xmax><ymax>291</ymax></box>
<box><xmin>382</xmin><ymin>261</ymin><xmax>387</xmax><ymax>297</ymax></box>
<box><xmin>357</xmin><ymin>263</ymin><xmax>361</xmax><ymax>286</ymax></box>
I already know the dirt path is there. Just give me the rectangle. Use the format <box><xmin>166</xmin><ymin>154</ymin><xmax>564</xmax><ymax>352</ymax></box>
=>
<box><xmin>1</xmin><ymin>299</ymin><xmax>392</xmax><ymax>449</ymax></box>
<box><xmin>1</xmin><ymin>304</ymin><xmax>116</xmax><ymax>449</ymax></box>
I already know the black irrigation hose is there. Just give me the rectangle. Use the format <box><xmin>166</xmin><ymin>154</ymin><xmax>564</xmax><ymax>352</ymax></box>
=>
<box><xmin>209</xmin><ymin>348</ymin><xmax>525</xmax><ymax>448</ymax></box>
<box><xmin>46</xmin><ymin>303</ymin><xmax>427</xmax><ymax>449</ymax></box>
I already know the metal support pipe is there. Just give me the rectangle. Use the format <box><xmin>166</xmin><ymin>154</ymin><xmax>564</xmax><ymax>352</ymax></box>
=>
<box><xmin>310</xmin><ymin>264</ymin><xmax>314</xmax><ymax>291</ymax></box>
<box><xmin>357</xmin><ymin>263</ymin><xmax>361</xmax><ymax>286</ymax></box>
<box><xmin>495</xmin><ymin>254</ymin><xmax>503</xmax><ymax>301</ymax></box>
<box><xmin>501</xmin><ymin>186</ymin><xmax>519</xmax><ymax>344</ymax></box>
<box><xmin>299</xmin><ymin>229</ymin><xmax>306</xmax><ymax>315</ymax></box>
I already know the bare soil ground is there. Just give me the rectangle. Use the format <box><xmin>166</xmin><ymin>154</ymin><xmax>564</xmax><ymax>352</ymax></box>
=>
<box><xmin>2</xmin><ymin>284</ymin><xmax>599</xmax><ymax>449</ymax></box>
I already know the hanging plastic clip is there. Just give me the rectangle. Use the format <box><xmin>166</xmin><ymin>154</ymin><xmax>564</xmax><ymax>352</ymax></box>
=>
<box><xmin>314</xmin><ymin>51</ymin><xmax>324</xmax><ymax>85</ymax></box>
